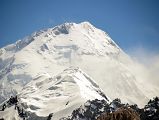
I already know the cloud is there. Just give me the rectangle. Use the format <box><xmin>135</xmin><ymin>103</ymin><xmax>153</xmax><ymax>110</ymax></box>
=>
<box><xmin>128</xmin><ymin>46</ymin><xmax>159</xmax><ymax>88</ymax></box>
<box><xmin>128</xmin><ymin>46</ymin><xmax>159</xmax><ymax>65</ymax></box>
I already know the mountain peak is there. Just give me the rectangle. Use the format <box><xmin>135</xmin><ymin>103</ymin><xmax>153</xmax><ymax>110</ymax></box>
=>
<box><xmin>79</xmin><ymin>21</ymin><xmax>95</xmax><ymax>28</ymax></box>
<box><xmin>49</xmin><ymin>21</ymin><xmax>95</xmax><ymax>35</ymax></box>
<box><xmin>0</xmin><ymin>21</ymin><xmax>154</xmax><ymax>119</ymax></box>
<box><xmin>1</xmin><ymin>21</ymin><xmax>115</xmax><ymax>54</ymax></box>
<box><xmin>51</xmin><ymin>22</ymin><xmax>75</xmax><ymax>35</ymax></box>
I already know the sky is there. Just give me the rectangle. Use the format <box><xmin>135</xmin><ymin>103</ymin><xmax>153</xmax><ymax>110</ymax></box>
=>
<box><xmin>0</xmin><ymin>0</ymin><xmax>159</xmax><ymax>55</ymax></box>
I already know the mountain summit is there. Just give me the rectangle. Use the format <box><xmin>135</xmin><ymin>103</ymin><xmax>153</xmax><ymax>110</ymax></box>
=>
<box><xmin>0</xmin><ymin>21</ymin><xmax>156</xmax><ymax>108</ymax></box>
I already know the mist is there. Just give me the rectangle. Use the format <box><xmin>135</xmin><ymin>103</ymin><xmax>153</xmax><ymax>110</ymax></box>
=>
<box><xmin>128</xmin><ymin>46</ymin><xmax>159</xmax><ymax>89</ymax></box>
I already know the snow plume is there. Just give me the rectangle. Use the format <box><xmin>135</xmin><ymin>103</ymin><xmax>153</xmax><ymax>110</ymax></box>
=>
<box><xmin>128</xmin><ymin>46</ymin><xmax>159</xmax><ymax>95</ymax></box>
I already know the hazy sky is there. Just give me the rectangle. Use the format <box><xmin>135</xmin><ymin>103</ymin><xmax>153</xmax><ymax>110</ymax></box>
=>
<box><xmin>0</xmin><ymin>0</ymin><xmax>159</xmax><ymax>54</ymax></box>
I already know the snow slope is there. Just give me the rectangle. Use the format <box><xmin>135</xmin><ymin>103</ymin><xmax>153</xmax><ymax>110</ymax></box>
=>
<box><xmin>0</xmin><ymin>106</ymin><xmax>20</xmax><ymax>120</ymax></box>
<box><xmin>0</xmin><ymin>67</ymin><xmax>108</xmax><ymax>120</ymax></box>
<box><xmin>0</xmin><ymin>21</ymin><xmax>158</xmax><ymax>107</ymax></box>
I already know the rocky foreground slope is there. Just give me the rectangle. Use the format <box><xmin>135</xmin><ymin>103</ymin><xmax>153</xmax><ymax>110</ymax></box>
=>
<box><xmin>0</xmin><ymin>95</ymin><xmax>159</xmax><ymax>120</ymax></box>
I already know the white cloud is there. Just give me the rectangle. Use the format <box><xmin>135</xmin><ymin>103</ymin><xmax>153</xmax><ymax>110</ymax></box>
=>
<box><xmin>128</xmin><ymin>46</ymin><xmax>159</xmax><ymax>87</ymax></box>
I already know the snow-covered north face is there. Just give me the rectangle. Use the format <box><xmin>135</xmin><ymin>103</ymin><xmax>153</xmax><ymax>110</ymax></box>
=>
<box><xmin>0</xmin><ymin>21</ymin><xmax>157</xmax><ymax>107</ymax></box>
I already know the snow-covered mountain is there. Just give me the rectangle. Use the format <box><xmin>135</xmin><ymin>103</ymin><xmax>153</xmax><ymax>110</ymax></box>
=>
<box><xmin>0</xmin><ymin>21</ymin><xmax>157</xmax><ymax>109</ymax></box>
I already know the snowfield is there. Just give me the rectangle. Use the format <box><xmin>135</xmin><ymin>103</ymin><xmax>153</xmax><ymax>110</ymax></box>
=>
<box><xmin>18</xmin><ymin>67</ymin><xmax>109</xmax><ymax>119</ymax></box>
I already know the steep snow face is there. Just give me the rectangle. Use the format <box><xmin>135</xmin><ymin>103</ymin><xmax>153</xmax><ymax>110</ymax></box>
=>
<box><xmin>18</xmin><ymin>67</ymin><xmax>108</xmax><ymax>119</ymax></box>
<box><xmin>0</xmin><ymin>21</ymin><xmax>157</xmax><ymax>106</ymax></box>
